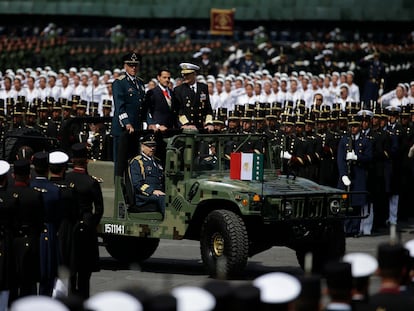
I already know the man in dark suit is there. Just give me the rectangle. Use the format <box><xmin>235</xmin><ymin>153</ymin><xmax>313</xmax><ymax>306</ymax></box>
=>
<box><xmin>172</xmin><ymin>63</ymin><xmax>214</xmax><ymax>132</ymax></box>
<box><xmin>112</xmin><ymin>52</ymin><xmax>146</xmax><ymax>166</ymax></box>
<box><xmin>146</xmin><ymin>68</ymin><xmax>177</xmax><ymax>131</ymax></box>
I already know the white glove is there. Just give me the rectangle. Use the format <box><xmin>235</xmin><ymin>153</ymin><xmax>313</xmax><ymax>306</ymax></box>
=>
<box><xmin>282</xmin><ymin>151</ymin><xmax>292</xmax><ymax>160</ymax></box>
<box><xmin>364</xmin><ymin>54</ymin><xmax>374</xmax><ymax>61</ymax></box>
<box><xmin>408</xmin><ymin>144</ymin><xmax>414</xmax><ymax>158</ymax></box>
<box><xmin>342</xmin><ymin>175</ymin><xmax>351</xmax><ymax>186</ymax></box>
<box><xmin>346</xmin><ymin>150</ymin><xmax>357</xmax><ymax>161</ymax></box>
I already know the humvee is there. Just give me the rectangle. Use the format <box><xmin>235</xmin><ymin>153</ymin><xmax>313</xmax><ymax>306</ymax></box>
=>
<box><xmin>91</xmin><ymin>130</ymin><xmax>353</xmax><ymax>276</ymax></box>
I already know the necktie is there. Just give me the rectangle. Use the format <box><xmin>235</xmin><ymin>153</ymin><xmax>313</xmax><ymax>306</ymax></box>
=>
<box><xmin>162</xmin><ymin>89</ymin><xmax>170</xmax><ymax>99</ymax></box>
<box><xmin>191</xmin><ymin>86</ymin><xmax>196</xmax><ymax>93</ymax></box>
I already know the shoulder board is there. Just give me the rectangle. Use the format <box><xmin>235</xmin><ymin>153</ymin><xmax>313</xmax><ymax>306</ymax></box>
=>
<box><xmin>154</xmin><ymin>156</ymin><xmax>161</xmax><ymax>162</ymax></box>
<box><xmin>117</xmin><ymin>75</ymin><xmax>126</xmax><ymax>81</ymax></box>
<box><xmin>55</xmin><ymin>184</ymin><xmax>67</xmax><ymax>189</ymax></box>
<box><xmin>33</xmin><ymin>187</ymin><xmax>47</xmax><ymax>193</ymax></box>
<box><xmin>133</xmin><ymin>155</ymin><xmax>143</xmax><ymax>161</ymax></box>
<box><xmin>92</xmin><ymin>176</ymin><xmax>103</xmax><ymax>183</ymax></box>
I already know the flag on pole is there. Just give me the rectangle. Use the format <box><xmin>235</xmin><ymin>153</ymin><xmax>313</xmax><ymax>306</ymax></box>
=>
<box><xmin>210</xmin><ymin>8</ymin><xmax>235</xmax><ymax>36</ymax></box>
<box><xmin>230</xmin><ymin>152</ymin><xmax>264</xmax><ymax>181</ymax></box>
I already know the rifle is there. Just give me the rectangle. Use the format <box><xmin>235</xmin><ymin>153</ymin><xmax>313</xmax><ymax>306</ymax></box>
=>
<box><xmin>346</xmin><ymin>133</ymin><xmax>353</xmax><ymax>192</ymax></box>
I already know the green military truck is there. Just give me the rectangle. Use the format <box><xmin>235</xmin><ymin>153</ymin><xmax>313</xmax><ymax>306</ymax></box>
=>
<box><xmin>90</xmin><ymin>131</ymin><xmax>352</xmax><ymax>276</ymax></box>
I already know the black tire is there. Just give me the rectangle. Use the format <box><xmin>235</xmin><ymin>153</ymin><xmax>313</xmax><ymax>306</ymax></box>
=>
<box><xmin>200</xmin><ymin>209</ymin><xmax>248</xmax><ymax>277</ymax></box>
<box><xmin>296</xmin><ymin>221</ymin><xmax>345</xmax><ymax>273</ymax></box>
<box><xmin>104</xmin><ymin>235</ymin><xmax>160</xmax><ymax>263</ymax></box>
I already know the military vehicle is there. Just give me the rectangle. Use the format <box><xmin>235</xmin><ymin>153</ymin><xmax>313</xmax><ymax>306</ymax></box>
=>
<box><xmin>90</xmin><ymin>130</ymin><xmax>353</xmax><ymax>276</ymax></box>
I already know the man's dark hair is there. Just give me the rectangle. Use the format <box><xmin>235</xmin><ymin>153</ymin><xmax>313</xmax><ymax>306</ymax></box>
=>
<box><xmin>16</xmin><ymin>146</ymin><xmax>34</xmax><ymax>161</ymax></box>
<box><xmin>157</xmin><ymin>67</ymin><xmax>170</xmax><ymax>77</ymax></box>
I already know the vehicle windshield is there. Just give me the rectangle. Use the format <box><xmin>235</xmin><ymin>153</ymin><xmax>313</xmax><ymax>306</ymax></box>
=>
<box><xmin>177</xmin><ymin>133</ymin><xmax>276</xmax><ymax>174</ymax></box>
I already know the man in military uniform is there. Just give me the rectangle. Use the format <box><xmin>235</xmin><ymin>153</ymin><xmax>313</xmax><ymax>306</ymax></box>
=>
<box><xmin>48</xmin><ymin>151</ymin><xmax>78</xmax><ymax>292</ymax></box>
<box><xmin>0</xmin><ymin>161</ymin><xmax>12</xmax><ymax>309</ymax></box>
<box><xmin>172</xmin><ymin>63</ymin><xmax>214</xmax><ymax>132</ymax></box>
<box><xmin>30</xmin><ymin>151</ymin><xmax>63</xmax><ymax>296</ymax></box>
<box><xmin>337</xmin><ymin>115</ymin><xmax>372</xmax><ymax>236</ymax></box>
<box><xmin>8</xmin><ymin>160</ymin><xmax>44</xmax><ymax>301</ymax></box>
<box><xmin>112</xmin><ymin>52</ymin><xmax>146</xmax><ymax>166</ymax></box>
<box><xmin>128</xmin><ymin>134</ymin><xmax>165</xmax><ymax>216</ymax></box>
<box><xmin>367</xmin><ymin>243</ymin><xmax>414</xmax><ymax>310</ymax></box>
<box><xmin>65</xmin><ymin>143</ymin><xmax>104</xmax><ymax>299</ymax></box>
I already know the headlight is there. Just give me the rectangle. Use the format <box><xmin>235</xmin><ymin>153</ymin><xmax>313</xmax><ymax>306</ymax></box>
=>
<box><xmin>284</xmin><ymin>201</ymin><xmax>293</xmax><ymax>217</ymax></box>
<box><xmin>329</xmin><ymin>199</ymin><xmax>340</xmax><ymax>215</ymax></box>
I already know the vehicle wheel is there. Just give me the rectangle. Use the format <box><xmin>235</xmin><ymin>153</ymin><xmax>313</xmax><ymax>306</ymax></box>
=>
<box><xmin>296</xmin><ymin>221</ymin><xmax>345</xmax><ymax>273</ymax></box>
<box><xmin>200</xmin><ymin>209</ymin><xmax>248</xmax><ymax>278</ymax></box>
<box><xmin>104</xmin><ymin>235</ymin><xmax>160</xmax><ymax>263</ymax></box>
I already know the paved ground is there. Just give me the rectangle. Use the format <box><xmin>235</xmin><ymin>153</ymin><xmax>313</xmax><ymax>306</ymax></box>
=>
<box><xmin>91</xmin><ymin>220</ymin><xmax>414</xmax><ymax>296</ymax></box>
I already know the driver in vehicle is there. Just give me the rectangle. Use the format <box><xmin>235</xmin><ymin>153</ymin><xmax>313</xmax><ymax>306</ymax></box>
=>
<box><xmin>128</xmin><ymin>133</ymin><xmax>165</xmax><ymax>215</ymax></box>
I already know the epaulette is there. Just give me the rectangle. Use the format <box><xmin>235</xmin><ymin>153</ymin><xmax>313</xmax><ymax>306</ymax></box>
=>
<box><xmin>92</xmin><ymin>176</ymin><xmax>104</xmax><ymax>183</ymax></box>
<box><xmin>133</xmin><ymin>155</ymin><xmax>143</xmax><ymax>161</ymax></box>
<box><xmin>55</xmin><ymin>184</ymin><xmax>67</xmax><ymax>189</ymax></box>
<box><xmin>117</xmin><ymin>75</ymin><xmax>126</xmax><ymax>80</ymax></box>
<box><xmin>33</xmin><ymin>187</ymin><xmax>48</xmax><ymax>193</ymax></box>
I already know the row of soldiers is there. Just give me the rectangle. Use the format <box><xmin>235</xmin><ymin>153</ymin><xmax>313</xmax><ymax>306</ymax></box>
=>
<box><xmin>211</xmin><ymin>99</ymin><xmax>414</xmax><ymax>236</ymax></box>
<box><xmin>6</xmin><ymin>235</ymin><xmax>414</xmax><ymax>310</ymax></box>
<box><xmin>0</xmin><ymin>143</ymin><xmax>103</xmax><ymax>309</ymax></box>
<box><xmin>0</xmin><ymin>95</ymin><xmax>114</xmax><ymax>161</ymax></box>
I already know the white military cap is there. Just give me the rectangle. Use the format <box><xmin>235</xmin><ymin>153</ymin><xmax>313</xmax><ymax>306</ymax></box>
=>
<box><xmin>171</xmin><ymin>286</ymin><xmax>215</xmax><ymax>311</ymax></box>
<box><xmin>104</xmin><ymin>70</ymin><xmax>112</xmax><ymax>76</ymax></box>
<box><xmin>59</xmin><ymin>69</ymin><xmax>67</xmax><ymax>74</ymax></box>
<box><xmin>11</xmin><ymin>295</ymin><xmax>69</xmax><ymax>311</ymax></box>
<box><xmin>332</xmin><ymin>71</ymin><xmax>340</xmax><ymax>77</ymax></box>
<box><xmin>69</xmin><ymin>67</ymin><xmax>78</xmax><ymax>73</ymax></box>
<box><xmin>179</xmin><ymin>63</ymin><xmax>200</xmax><ymax>74</ymax></box>
<box><xmin>346</xmin><ymin>70</ymin><xmax>354</xmax><ymax>76</ymax></box>
<box><xmin>0</xmin><ymin>160</ymin><xmax>10</xmax><ymax>176</ymax></box>
<box><xmin>49</xmin><ymin>151</ymin><xmax>69</xmax><ymax>165</ymax></box>
<box><xmin>200</xmin><ymin>47</ymin><xmax>211</xmax><ymax>54</ymax></box>
<box><xmin>25</xmin><ymin>67</ymin><xmax>33</xmax><ymax>72</ymax></box>
<box><xmin>45</xmin><ymin>66</ymin><xmax>52</xmax><ymax>71</ymax></box>
<box><xmin>280</xmin><ymin>77</ymin><xmax>288</xmax><ymax>82</ymax></box>
<box><xmin>322</xmin><ymin>49</ymin><xmax>333</xmax><ymax>56</ymax></box>
<box><xmin>357</xmin><ymin>110</ymin><xmax>374</xmax><ymax>118</ymax></box>
<box><xmin>16</xmin><ymin>68</ymin><xmax>24</xmax><ymax>75</ymax></box>
<box><xmin>299</xmin><ymin>70</ymin><xmax>306</xmax><ymax>76</ymax></box>
<box><xmin>216</xmin><ymin>78</ymin><xmax>224</xmax><ymax>84</ymax></box>
<box><xmin>343</xmin><ymin>252</ymin><xmax>378</xmax><ymax>278</ymax></box>
<box><xmin>385</xmin><ymin>105</ymin><xmax>401</xmax><ymax>113</ymax></box>
<box><xmin>340</xmin><ymin>83</ymin><xmax>349</xmax><ymax>90</ymax></box>
<box><xmin>84</xmin><ymin>291</ymin><xmax>143</xmax><ymax>311</ymax></box>
<box><xmin>92</xmin><ymin>70</ymin><xmax>101</xmax><ymax>77</ymax></box>
<box><xmin>253</xmin><ymin>272</ymin><xmax>301</xmax><ymax>304</ymax></box>
<box><xmin>262</xmin><ymin>69</ymin><xmax>270</xmax><ymax>76</ymax></box>
<box><xmin>36</xmin><ymin>67</ymin><xmax>42</xmax><ymax>72</ymax></box>
<box><xmin>291</xmin><ymin>71</ymin><xmax>298</xmax><ymax>77</ymax></box>
<box><xmin>48</xmin><ymin>71</ymin><xmax>58</xmax><ymax>78</ymax></box>
<box><xmin>404</xmin><ymin>239</ymin><xmax>414</xmax><ymax>258</ymax></box>
<box><xmin>410</xmin><ymin>81</ymin><xmax>414</xmax><ymax>86</ymax></box>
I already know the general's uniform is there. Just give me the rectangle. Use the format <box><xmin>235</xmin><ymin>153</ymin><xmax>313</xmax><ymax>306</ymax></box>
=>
<box><xmin>174</xmin><ymin>82</ymin><xmax>213</xmax><ymax>129</ymax></box>
<box><xmin>112</xmin><ymin>53</ymin><xmax>146</xmax><ymax>164</ymax></box>
<box><xmin>129</xmin><ymin>153</ymin><xmax>165</xmax><ymax>214</ymax></box>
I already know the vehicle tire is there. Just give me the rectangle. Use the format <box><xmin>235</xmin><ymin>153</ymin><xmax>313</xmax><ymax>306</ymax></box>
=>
<box><xmin>104</xmin><ymin>235</ymin><xmax>160</xmax><ymax>263</ymax></box>
<box><xmin>200</xmin><ymin>209</ymin><xmax>248</xmax><ymax>278</ymax></box>
<box><xmin>296</xmin><ymin>221</ymin><xmax>345</xmax><ymax>273</ymax></box>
